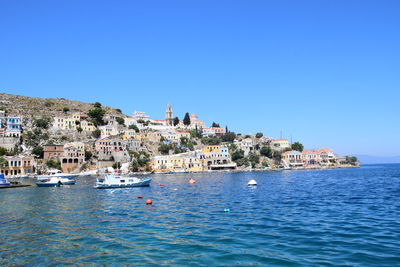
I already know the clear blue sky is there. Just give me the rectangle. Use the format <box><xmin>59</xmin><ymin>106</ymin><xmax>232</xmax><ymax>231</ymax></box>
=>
<box><xmin>1</xmin><ymin>0</ymin><xmax>399</xmax><ymax>157</ymax></box>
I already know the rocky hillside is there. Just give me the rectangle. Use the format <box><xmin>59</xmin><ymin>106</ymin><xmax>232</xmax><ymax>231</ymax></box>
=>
<box><xmin>0</xmin><ymin>93</ymin><xmax>123</xmax><ymax>118</ymax></box>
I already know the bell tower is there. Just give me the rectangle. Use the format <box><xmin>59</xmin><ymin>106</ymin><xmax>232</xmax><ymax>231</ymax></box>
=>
<box><xmin>165</xmin><ymin>104</ymin><xmax>173</xmax><ymax>126</ymax></box>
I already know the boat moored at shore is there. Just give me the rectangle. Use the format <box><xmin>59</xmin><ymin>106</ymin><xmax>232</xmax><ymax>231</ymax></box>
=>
<box><xmin>36</xmin><ymin>177</ymin><xmax>76</xmax><ymax>187</ymax></box>
<box><xmin>36</xmin><ymin>169</ymin><xmax>79</xmax><ymax>180</ymax></box>
<box><xmin>0</xmin><ymin>174</ymin><xmax>31</xmax><ymax>189</ymax></box>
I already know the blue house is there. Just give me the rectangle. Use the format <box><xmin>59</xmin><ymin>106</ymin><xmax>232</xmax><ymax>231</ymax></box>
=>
<box><xmin>6</xmin><ymin>116</ymin><xmax>22</xmax><ymax>131</ymax></box>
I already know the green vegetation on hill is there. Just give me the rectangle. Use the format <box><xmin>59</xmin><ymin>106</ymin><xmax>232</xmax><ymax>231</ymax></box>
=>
<box><xmin>0</xmin><ymin>93</ymin><xmax>121</xmax><ymax>118</ymax></box>
<box><xmin>87</xmin><ymin>107</ymin><xmax>106</xmax><ymax>126</ymax></box>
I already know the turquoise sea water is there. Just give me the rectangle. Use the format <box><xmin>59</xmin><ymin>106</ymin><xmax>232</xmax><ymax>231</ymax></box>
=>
<box><xmin>1</xmin><ymin>164</ymin><xmax>400</xmax><ymax>266</ymax></box>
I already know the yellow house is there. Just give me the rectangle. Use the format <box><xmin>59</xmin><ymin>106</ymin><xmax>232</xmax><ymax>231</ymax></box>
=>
<box><xmin>0</xmin><ymin>155</ymin><xmax>35</xmax><ymax>177</ymax></box>
<box><xmin>183</xmin><ymin>156</ymin><xmax>203</xmax><ymax>172</ymax></box>
<box><xmin>151</xmin><ymin>153</ymin><xmax>203</xmax><ymax>172</ymax></box>
<box><xmin>168</xmin><ymin>155</ymin><xmax>184</xmax><ymax>170</ymax></box>
<box><xmin>282</xmin><ymin>150</ymin><xmax>303</xmax><ymax>167</ymax></box>
<box><xmin>271</xmin><ymin>139</ymin><xmax>290</xmax><ymax>150</ymax></box>
<box><xmin>202</xmin><ymin>145</ymin><xmax>221</xmax><ymax>153</ymax></box>
<box><xmin>64</xmin><ymin>117</ymin><xmax>77</xmax><ymax>130</ymax></box>
<box><xmin>122</xmin><ymin>129</ymin><xmax>137</xmax><ymax>140</ymax></box>
<box><xmin>52</xmin><ymin>116</ymin><xmax>77</xmax><ymax>130</ymax></box>
<box><xmin>152</xmin><ymin>155</ymin><xmax>176</xmax><ymax>172</ymax></box>
<box><xmin>80</xmin><ymin>120</ymin><xmax>95</xmax><ymax>132</ymax></box>
<box><xmin>161</xmin><ymin>132</ymin><xmax>179</xmax><ymax>142</ymax></box>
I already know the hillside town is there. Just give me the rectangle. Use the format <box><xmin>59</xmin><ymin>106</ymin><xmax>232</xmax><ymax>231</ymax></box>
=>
<box><xmin>0</xmin><ymin>100</ymin><xmax>358</xmax><ymax>177</ymax></box>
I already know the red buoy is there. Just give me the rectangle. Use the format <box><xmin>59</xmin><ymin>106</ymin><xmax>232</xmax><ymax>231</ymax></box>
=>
<box><xmin>137</xmin><ymin>195</ymin><xmax>143</xmax><ymax>199</ymax></box>
<box><xmin>146</xmin><ymin>199</ymin><xmax>153</xmax><ymax>205</ymax></box>
<box><xmin>160</xmin><ymin>184</ymin><xmax>165</xmax><ymax>187</ymax></box>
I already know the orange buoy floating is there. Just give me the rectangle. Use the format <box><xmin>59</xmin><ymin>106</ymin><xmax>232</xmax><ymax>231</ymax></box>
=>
<box><xmin>188</xmin><ymin>178</ymin><xmax>196</xmax><ymax>184</ymax></box>
<box><xmin>137</xmin><ymin>195</ymin><xmax>143</xmax><ymax>199</ymax></box>
<box><xmin>146</xmin><ymin>199</ymin><xmax>153</xmax><ymax>205</ymax></box>
<box><xmin>160</xmin><ymin>184</ymin><xmax>165</xmax><ymax>187</ymax></box>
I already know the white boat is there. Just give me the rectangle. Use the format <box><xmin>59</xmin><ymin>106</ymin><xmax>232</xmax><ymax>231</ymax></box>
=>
<box><xmin>94</xmin><ymin>174</ymin><xmax>151</xmax><ymax>189</ymax></box>
<box><xmin>59</xmin><ymin>177</ymin><xmax>76</xmax><ymax>185</ymax></box>
<box><xmin>37</xmin><ymin>169</ymin><xmax>78</xmax><ymax>180</ymax></box>
<box><xmin>36</xmin><ymin>177</ymin><xmax>76</xmax><ymax>187</ymax></box>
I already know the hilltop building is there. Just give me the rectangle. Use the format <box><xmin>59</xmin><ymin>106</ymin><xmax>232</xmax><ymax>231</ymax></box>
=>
<box><xmin>189</xmin><ymin>114</ymin><xmax>205</xmax><ymax>129</ymax></box>
<box><xmin>132</xmin><ymin>111</ymin><xmax>150</xmax><ymax>121</ymax></box>
<box><xmin>202</xmin><ymin>127</ymin><xmax>225</xmax><ymax>137</ymax></box>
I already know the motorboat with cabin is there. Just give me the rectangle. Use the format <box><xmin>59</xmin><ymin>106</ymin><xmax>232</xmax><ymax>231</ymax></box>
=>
<box><xmin>37</xmin><ymin>169</ymin><xmax>78</xmax><ymax>180</ymax></box>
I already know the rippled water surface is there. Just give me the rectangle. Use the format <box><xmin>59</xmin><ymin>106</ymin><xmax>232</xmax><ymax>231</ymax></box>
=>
<box><xmin>1</xmin><ymin>164</ymin><xmax>400</xmax><ymax>266</ymax></box>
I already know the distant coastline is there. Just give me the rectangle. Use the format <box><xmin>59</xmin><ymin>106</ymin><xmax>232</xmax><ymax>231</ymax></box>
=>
<box><xmin>355</xmin><ymin>155</ymin><xmax>400</xmax><ymax>165</ymax></box>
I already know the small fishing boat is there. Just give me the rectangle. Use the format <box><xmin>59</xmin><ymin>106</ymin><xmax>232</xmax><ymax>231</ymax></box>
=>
<box><xmin>36</xmin><ymin>177</ymin><xmax>76</xmax><ymax>187</ymax></box>
<box><xmin>59</xmin><ymin>177</ymin><xmax>76</xmax><ymax>185</ymax></box>
<box><xmin>36</xmin><ymin>177</ymin><xmax>62</xmax><ymax>187</ymax></box>
<box><xmin>94</xmin><ymin>174</ymin><xmax>151</xmax><ymax>189</ymax></box>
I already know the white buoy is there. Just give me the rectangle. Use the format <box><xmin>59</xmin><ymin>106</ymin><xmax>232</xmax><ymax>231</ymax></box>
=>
<box><xmin>248</xmin><ymin>179</ymin><xmax>257</xmax><ymax>186</ymax></box>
